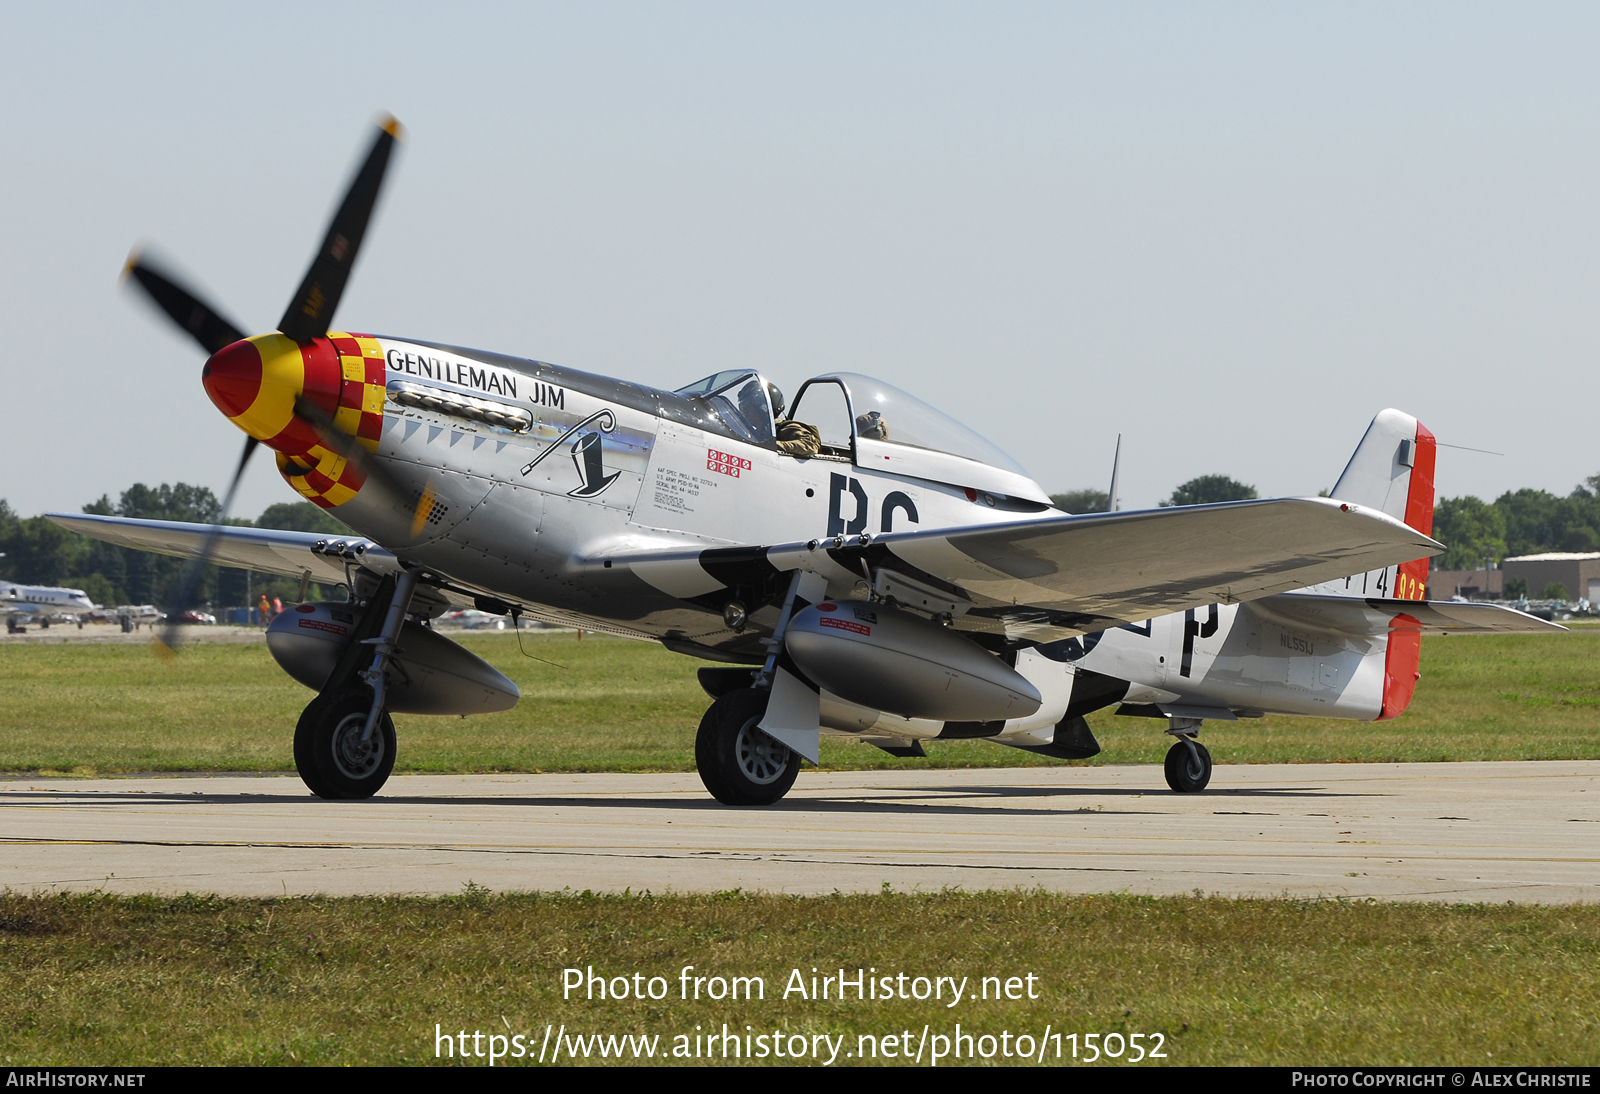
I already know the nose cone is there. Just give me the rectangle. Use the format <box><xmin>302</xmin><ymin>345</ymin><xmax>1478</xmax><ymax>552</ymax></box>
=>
<box><xmin>199</xmin><ymin>332</ymin><xmax>313</xmax><ymax>446</ymax></box>
<box><xmin>202</xmin><ymin>339</ymin><xmax>263</xmax><ymax>419</ymax></box>
<box><xmin>198</xmin><ymin>330</ymin><xmax>389</xmax><ymax>512</ymax></box>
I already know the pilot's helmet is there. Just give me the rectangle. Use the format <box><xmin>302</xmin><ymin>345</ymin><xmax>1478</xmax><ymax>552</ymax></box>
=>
<box><xmin>855</xmin><ymin>410</ymin><xmax>888</xmax><ymax>440</ymax></box>
<box><xmin>765</xmin><ymin>381</ymin><xmax>786</xmax><ymax>420</ymax></box>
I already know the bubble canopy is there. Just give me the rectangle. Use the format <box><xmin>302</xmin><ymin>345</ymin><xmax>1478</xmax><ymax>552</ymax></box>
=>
<box><xmin>800</xmin><ymin>372</ymin><xmax>1030</xmax><ymax>477</ymax></box>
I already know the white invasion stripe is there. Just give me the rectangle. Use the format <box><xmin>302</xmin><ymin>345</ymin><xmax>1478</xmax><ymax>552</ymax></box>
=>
<box><xmin>885</xmin><ymin>535</ymin><xmax>1061</xmax><ymax>606</ymax></box>
<box><xmin>631</xmin><ymin>558</ymin><xmax>726</xmax><ymax>599</ymax></box>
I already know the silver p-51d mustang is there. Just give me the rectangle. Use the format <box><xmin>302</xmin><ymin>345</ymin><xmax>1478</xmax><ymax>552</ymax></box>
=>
<box><xmin>57</xmin><ymin>119</ymin><xmax>1559</xmax><ymax>804</ymax></box>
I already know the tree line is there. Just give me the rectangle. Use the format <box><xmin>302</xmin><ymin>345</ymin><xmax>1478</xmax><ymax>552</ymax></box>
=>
<box><xmin>1051</xmin><ymin>474</ymin><xmax>1259</xmax><ymax>514</ymax></box>
<box><xmin>0</xmin><ymin>486</ymin><xmax>346</xmax><ymax>610</ymax></box>
<box><xmin>1430</xmin><ymin>475</ymin><xmax>1600</xmax><ymax>570</ymax></box>
<box><xmin>5</xmin><ymin>470</ymin><xmax>1594</xmax><ymax>610</ymax></box>
<box><xmin>1054</xmin><ymin>472</ymin><xmax>1600</xmax><ymax>573</ymax></box>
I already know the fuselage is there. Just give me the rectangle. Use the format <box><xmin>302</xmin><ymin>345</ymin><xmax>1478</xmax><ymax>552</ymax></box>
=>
<box><xmin>1038</xmin><ymin>602</ymin><xmax>1389</xmax><ymax>722</ymax></box>
<box><xmin>202</xmin><ymin>332</ymin><xmax>1056</xmax><ymax>662</ymax></box>
<box><xmin>196</xmin><ymin>331</ymin><xmax>1418</xmax><ymax>734</ymax></box>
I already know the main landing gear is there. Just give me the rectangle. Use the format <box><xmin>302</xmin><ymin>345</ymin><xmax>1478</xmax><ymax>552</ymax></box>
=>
<box><xmin>295</xmin><ymin>685</ymin><xmax>397</xmax><ymax>799</ymax></box>
<box><xmin>695</xmin><ymin>570</ymin><xmax>817</xmax><ymax>806</ymax></box>
<box><xmin>294</xmin><ymin>569</ymin><xmax>417</xmax><ymax>800</ymax></box>
<box><xmin>695</xmin><ymin>687</ymin><xmax>801</xmax><ymax>806</ymax></box>
<box><xmin>1163</xmin><ymin>718</ymin><xmax>1212</xmax><ymax>793</ymax></box>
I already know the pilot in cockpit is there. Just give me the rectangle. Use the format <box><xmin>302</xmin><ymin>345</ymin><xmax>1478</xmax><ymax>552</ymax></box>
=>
<box><xmin>768</xmin><ymin>381</ymin><xmax>822</xmax><ymax>458</ymax></box>
<box><xmin>854</xmin><ymin>410</ymin><xmax>888</xmax><ymax>441</ymax></box>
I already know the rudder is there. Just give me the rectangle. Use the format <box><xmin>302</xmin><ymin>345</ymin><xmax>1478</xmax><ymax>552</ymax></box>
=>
<box><xmin>1329</xmin><ymin>408</ymin><xmax>1436</xmax><ymax>719</ymax></box>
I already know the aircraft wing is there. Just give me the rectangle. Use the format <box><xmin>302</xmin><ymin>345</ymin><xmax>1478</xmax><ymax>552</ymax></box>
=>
<box><xmin>45</xmin><ymin>513</ymin><xmax>400</xmax><ymax>586</ymax></box>
<box><xmin>1249</xmin><ymin>592</ymin><xmax>1568</xmax><ymax>636</ymax></box>
<box><xmin>616</xmin><ymin>497</ymin><xmax>1444</xmax><ymax>641</ymax></box>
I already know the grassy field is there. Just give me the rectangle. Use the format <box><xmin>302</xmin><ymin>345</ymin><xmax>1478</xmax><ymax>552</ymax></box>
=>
<box><xmin>1</xmin><ymin>630</ymin><xmax>1598</xmax><ymax>774</ymax></box>
<box><xmin>0</xmin><ymin>889</ymin><xmax>1596</xmax><ymax>1066</ymax></box>
<box><xmin>5</xmin><ymin>637</ymin><xmax>1598</xmax><ymax>1068</ymax></box>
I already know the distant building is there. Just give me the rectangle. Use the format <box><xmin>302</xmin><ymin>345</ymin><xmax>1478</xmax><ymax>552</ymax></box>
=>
<box><xmin>1425</xmin><ymin>568</ymin><xmax>1503</xmax><ymax>600</ymax></box>
<box><xmin>1499</xmin><ymin>553</ymin><xmax>1600</xmax><ymax>602</ymax></box>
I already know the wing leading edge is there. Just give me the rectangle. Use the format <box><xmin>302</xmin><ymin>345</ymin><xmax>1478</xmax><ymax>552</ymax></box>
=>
<box><xmin>45</xmin><ymin>513</ymin><xmax>398</xmax><ymax>587</ymax></box>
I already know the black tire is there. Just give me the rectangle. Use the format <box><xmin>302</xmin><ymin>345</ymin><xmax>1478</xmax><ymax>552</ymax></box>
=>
<box><xmin>695</xmin><ymin>688</ymin><xmax>801</xmax><ymax>806</ymax></box>
<box><xmin>294</xmin><ymin>686</ymin><xmax>396</xmax><ymax>800</ymax></box>
<box><xmin>1163</xmin><ymin>739</ymin><xmax>1212</xmax><ymax>793</ymax></box>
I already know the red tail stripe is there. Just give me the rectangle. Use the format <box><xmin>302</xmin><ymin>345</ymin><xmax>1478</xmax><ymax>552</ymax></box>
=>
<box><xmin>1405</xmin><ymin>421</ymin><xmax>1436</xmax><ymax>537</ymax></box>
<box><xmin>1377</xmin><ymin>613</ymin><xmax>1423</xmax><ymax>720</ymax></box>
<box><xmin>1381</xmin><ymin>419</ymin><xmax>1436</xmax><ymax>719</ymax></box>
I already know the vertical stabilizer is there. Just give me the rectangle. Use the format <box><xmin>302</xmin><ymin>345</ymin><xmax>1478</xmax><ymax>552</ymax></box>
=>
<box><xmin>1323</xmin><ymin>408</ymin><xmax>1436</xmax><ymax>602</ymax></box>
<box><xmin>1316</xmin><ymin>408</ymin><xmax>1437</xmax><ymax>719</ymax></box>
<box><xmin>1330</xmin><ymin>408</ymin><xmax>1437</xmax><ymax>536</ymax></box>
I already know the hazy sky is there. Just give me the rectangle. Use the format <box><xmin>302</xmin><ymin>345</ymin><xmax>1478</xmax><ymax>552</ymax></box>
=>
<box><xmin>3</xmin><ymin>3</ymin><xmax>1597</xmax><ymax>520</ymax></box>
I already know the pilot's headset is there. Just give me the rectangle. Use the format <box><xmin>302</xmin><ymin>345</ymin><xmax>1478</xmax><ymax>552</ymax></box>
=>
<box><xmin>765</xmin><ymin>381</ymin><xmax>786</xmax><ymax>420</ymax></box>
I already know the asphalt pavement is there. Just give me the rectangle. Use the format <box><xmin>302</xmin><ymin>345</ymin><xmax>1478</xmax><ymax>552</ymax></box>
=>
<box><xmin>3</xmin><ymin>762</ymin><xmax>1597</xmax><ymax>902</ymax></box>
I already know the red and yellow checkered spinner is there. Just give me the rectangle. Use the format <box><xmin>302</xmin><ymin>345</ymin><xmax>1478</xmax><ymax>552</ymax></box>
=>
<box><xmin>202</xmin><ymin>332</ymin><xmax>386</xmax><ymax>509</ymax></box>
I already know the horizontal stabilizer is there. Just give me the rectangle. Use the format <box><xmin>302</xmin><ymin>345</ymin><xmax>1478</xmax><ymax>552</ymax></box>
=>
<box><xmin>1251</xmin><ymin>592</ymin><xmax>1567</xmax><ymax>636</ymax></box>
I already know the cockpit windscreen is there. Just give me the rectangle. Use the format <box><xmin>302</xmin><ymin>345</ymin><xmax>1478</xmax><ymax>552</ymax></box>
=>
<box><xmin>673</xmin><ymin>370</ymin><xmax>775</xmax><ymax>446</ymax></box>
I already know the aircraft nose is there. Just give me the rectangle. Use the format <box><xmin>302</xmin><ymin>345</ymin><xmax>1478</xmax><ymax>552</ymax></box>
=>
<box><xmin>202</xmin><ymin>339</ymin><xmax>263</xmax><ymax>419</ymax></box>
<box><xmin>199</xmin><ymin>332</ymin><xmax>324</xmax><ymax>448</ymax></box>
<box><xmin>198</xmin><ymin>330</ymin><xmax>389</xmax><ymax>510</ymax></box>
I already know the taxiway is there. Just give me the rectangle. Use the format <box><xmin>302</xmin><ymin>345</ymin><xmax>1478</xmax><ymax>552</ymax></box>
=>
<box><xmin>2</xmin><ymin>762</ymin><xmax>1597</xmax><ymax>902</ymax></box>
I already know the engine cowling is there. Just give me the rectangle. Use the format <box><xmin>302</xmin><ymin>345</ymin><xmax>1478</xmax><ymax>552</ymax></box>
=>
<box><xmin>785</xmin><ymin>600</ymin><xmax>1042</xmax><ymax>722</ymax></box>
<box><xmin>266</xmin><ymin>601</ymin><xmax>519</xmax><ymax>715</ymax></box>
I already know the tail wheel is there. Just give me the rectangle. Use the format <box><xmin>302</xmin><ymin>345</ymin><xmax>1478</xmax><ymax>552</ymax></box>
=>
<box><xmin>294</xmin><ymin>685</ymin><xmax>396</xmax><ymax>800</ymax></box>
<box><xmin>695</xmin><ymin>688</ymin><xmax>801</xmax><ymax>806</ymax></box>
<box><xmin>1163</xmin><ymin>739</ymin><xmax>1212</xmax><ymax>793</ymax></box>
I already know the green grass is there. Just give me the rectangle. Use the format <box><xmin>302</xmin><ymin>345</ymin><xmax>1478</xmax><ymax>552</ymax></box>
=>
<box><xmin>2</xmin><ymin>631</ymin><xmax>1598</xmax><ymax>775</ymax></box>
<box><xmin>5</xmin><ymin>638</ymin><xmax>1598</xmax><ymax>1067</ymax></box>
<box><xmin>0</xmin><ymin>889</ymin><xmax>1596</xmax><ymax>1066</ymax></box>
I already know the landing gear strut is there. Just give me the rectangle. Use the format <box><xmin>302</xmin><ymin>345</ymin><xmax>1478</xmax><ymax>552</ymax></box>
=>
<box><xmin>1163</xmin><ymin>717</ymin><xmax>1212</xmax><ymax>793</ymax></box>
<box><xmin>695</xmin><ymin>570</ymin><xmax>816</xmax><ymax>805</ymax></box>
<box><xmin>293</xmin><ymin>568</ymin><xmax>417</xmax><ymax>800</ymax></box>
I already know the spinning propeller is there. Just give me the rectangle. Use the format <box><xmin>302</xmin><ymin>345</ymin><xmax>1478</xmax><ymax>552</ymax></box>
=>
<box><xmin>122</xmin><ymin>116</ymin><xmax>420</xmax><ymax>653</ymax></box>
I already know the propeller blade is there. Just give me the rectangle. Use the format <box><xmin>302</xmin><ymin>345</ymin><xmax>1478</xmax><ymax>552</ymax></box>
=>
<box><xmin>122</xmin><ymin>253</ymin><xmax>247</xmax><ymax>356</ymax></box>
<box><xmin>155</xmin><ymin>436</ymin><xmax>259</xmax><ymax>656</ymax></box>
<box><xmin>278</xmin><ymin>116</ymin><xmax>403</xmax><ymax>344</ymax></box>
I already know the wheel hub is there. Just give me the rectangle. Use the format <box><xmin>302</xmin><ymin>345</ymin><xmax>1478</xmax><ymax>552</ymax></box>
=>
<box><xmin>330</xmin><ymin>711</ymin><xmax>385</xmax><ymax>780</ymax></box>
<box><xmin>734</xmin><ymin>719</ymin><xmax>792</xmax><ymax>785</ymax></box>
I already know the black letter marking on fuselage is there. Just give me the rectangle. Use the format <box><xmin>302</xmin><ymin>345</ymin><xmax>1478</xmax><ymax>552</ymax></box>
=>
<box><xmin>1179</xmin><ymin>605</ymin><xmax>1219</xmax><ymax>678</ymax></box>
<box><xmin>880</xmin><ymin>491</ymin><xmax>919</xmax><ymax>533</ymax></box>
<box><xmin>828</xmin><ymin>473</ymin><xmax>869</xmax><ymax>536</ymax></box>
